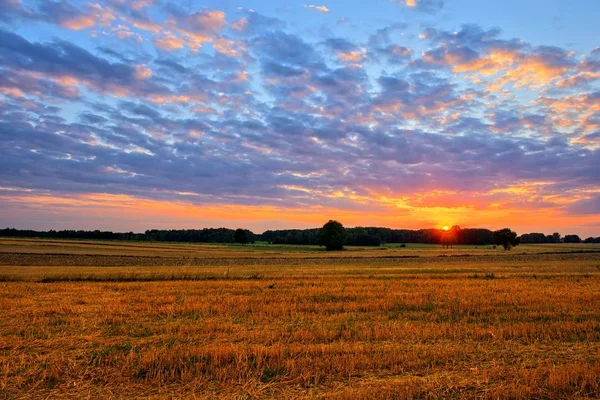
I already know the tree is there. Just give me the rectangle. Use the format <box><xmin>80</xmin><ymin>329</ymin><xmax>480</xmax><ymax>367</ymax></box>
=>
<box><xmin>563</xmin><ymin>234</ymin><xmax>581</xmax><ymax>243</ymax></box>
<box><xmin>552</xmin><ymin>232</ymin><xmax>561</xmax><ymax>243</ymax></box>
<box><xmin>493</xmin><ymin>228</ymin><xmax>519</xmax><ymax>250</ymax></box>
<box><xmin>234</xmin><ymin>228</ymin><xmax>248</xmax><ymax>245</ymax></box>
<box><xmin>346</xmin><ymin>227</ymin><xmax>381</xmax><ymax>246</ymax></box>
<box><xmin>318</xmin><ymin>220</ymin><xmax>346</xmax><ymax>251</ymax></box>
<box><xmin>520</xmin><ymin>232</ymin><xmax>547</xmax><ymax>243</ymax></box>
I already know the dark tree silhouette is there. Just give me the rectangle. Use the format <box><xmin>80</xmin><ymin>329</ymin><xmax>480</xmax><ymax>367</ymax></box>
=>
<box><xmin>563</xmin><ymin>234</ymin><xmax>581</xmax><ymax>243</ymax></box>
<box><xmin>318</xmin><ymin>220</ymin><xmax>346</xmax><ymax>251</ymax></box>
<box><xmin>234</xmin><ymin>228</ymin><xmax>248</xmax><ymax>245</ymax></box>
<box><xmin>519</xmin><ymin>232</ymin><xmax>547</xmax><ymax>243</ymax></box>
<box><xmin>493</xmin><ymin>228</ymin><xmax>519</xmax><ymax>250</ymax></box>
<box><xmin>441</xmin><ymin>226</ymin><xmax>461</xmax><ymax>248</ymax></box>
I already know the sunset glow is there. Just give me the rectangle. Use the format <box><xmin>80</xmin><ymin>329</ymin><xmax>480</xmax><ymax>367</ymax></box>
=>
<box><xmin>0</xmin><ymin>0</ymin><xmax>599</xmax><ymax>235</ymax></box>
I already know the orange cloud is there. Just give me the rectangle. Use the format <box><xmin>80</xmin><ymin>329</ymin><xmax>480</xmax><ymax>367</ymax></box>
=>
<box><xmin>136</xmin><ymin>9</ymin><xmax>229</xmax><ymax>53</ymax></box>
<box><xmin>191</xmin><ymin>10</ymin><xmax>226</xmax><ymax>32</ymax></box>
<box><xmin>304</xmin><ymin>5</ymin><xmax>331</xmax><ymax>13</ymax></box>
<box><xmin>113</xmin><ymin>25</ymin><xmax>143</xmax><ymax>42</ymax></box>
<box><xmin>131</xmin><ymin>19</ymin><xmax>162</xmax><ymax>33</ymax></box>
<box><xmin>556</xmin><ymin>72</ymin><xmax>600</xmax><ymax>88</ymax></box>
<box><xmin>389</xmin><ymin>45</ymin><xmax>412</xmax><ymax>58</ymax></box>
<box><xmin>536</xmin><ymin>93</ymin><xmax>600</xmax><ymax>142</ymax></box>
<box><xmin>148</xmin><ymin>93</ymin><xmax>208</xmax><ymax>104</ymax></box>
<box><xmin>154</xmin><ymin>32</ymin><xmax>186</xmax><ymax>50</ymax></box>
<box><xmin>213</xmin><ymin>38</ymin><xmax>246</xmax><ymax>57</ymax></box>
<box><xmin>58</xmin><ymin>3</ymin><xmax>115</xmax><ymax>30</ymax></box>
<box><xmin>134</xmin><ymin>64</ymin><xmax>152</xmax><ymax>79</ymax></box>
<box><xmin>451</xmin><ymin>49</ymin><xmax>517</xmax><ymax>76</ymax></box>
<box><xmin>130</xmin><ymin>0</ymin><xmax>154</xmax><ymax>10</ymax></box>
<box><xmin>427</xmin><ymin>46</ymin><xmax>572</xmax><ymax>91</ymax></box>
<box><xmin>371</xmin><ymin>95</ymin><xmax>462</xmax><ymax>120</ymax></box>
<box><xmin>231</xmin><ymin>17</ymin><xmax>247</xmax><ymax>32</ymax></box>
<box><xmin>489</xmin><ymin>55</ymin><xmax>571</xmax><ymax>90</ymax></box>
<box><xmin>164</xmin><ymin>10</ymin><xmax>225</xmax><ymax>51</ymax></box>
<box><xmin>0</xmin><ymin>87</ymin><xmax>24</xmax><ymax>98</ymax></box>
<box><xmin>105</xmin><ymin>0</ymin><xmax>154</xmax><ymax>11</ymax></box>
<box><xmin>338</xmin><ymin>51</ymin><xmax>365</xmax><ymax>63</ymax></box>
<box><xmin>61</xmin><ymin>15</ymin><xmax>96</xmax><ymax>30</ymax></box>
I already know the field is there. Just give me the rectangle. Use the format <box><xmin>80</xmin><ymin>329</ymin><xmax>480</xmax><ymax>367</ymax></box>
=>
<box><xmin>1</xmin><ymin>239</ymin><xmax>600</xmax><ymax>399</ymax></box>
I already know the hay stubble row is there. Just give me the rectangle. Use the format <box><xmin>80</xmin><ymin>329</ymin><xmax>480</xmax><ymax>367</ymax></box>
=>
<box><xmin>1</xmin><ymin>239</ymin><xmax>599</xmax><ymax>398</ymax></box>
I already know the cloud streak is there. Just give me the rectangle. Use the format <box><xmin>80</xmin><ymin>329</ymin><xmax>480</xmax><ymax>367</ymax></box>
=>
<box><xmin>304</xmin><ymin>5</ymin><xmax>330</xmax><ymax>13</ymax></box>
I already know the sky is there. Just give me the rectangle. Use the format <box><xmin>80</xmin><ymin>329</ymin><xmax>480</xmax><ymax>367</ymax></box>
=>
<box><xmin>0</xmin><ymin>0</ymin><xmax>599</xmax><ymax>236</ymax></box>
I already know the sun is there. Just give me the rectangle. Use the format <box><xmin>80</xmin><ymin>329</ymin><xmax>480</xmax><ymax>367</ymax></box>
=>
<box><xmin>443</xmin><ymin>225</ymin><xmax>450</xmax><ymax>231</ymax></box>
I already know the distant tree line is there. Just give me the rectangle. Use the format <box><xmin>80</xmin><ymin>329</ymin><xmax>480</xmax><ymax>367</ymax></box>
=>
<box><xmin>2</xmin><ymin>226</ymin><xmax>597</xmax><ymax>246</ymax></box>
<box><xmin>518</xmin><ymin>232</ymin><xmax>562</xmax><ymax>244</ymax></box>
<box><xmin>0</xmin><ymin>228</ymin><xmax>139</xmax><ymax>240</ymax></box>
<box><xmin>261</xmin><ymin>226</ymin><xmax>497</xmax><ymax>246</ymax></box>
<box><xmin>0</xmin><ymin>227</ymin><xmax>254</xmax><ymax>244</ymax></box>
<box><xmin>144</xmin><ymin>228</ymin><xmax>255</xmax><ymax>243</ymax></box>
<box><xmin>518</xmin><ymin>232</ymin><xmax>599</xmax><ymax>244</ymax></box>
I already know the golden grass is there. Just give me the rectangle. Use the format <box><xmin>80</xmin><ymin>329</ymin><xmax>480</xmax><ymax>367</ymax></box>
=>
<box><xmin>1</xmin><ymin>239</ymin><xmax>599</xmax><ymax>398</ymax></box>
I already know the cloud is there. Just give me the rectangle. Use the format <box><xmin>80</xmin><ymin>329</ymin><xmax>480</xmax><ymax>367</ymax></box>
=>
<box><xmin>0</xmin><ymin>29</ymin><xmax>209</xmax><ymax>105</ymax></box>
<box><xmin>112</xmin><ymin>24</ymin><xmax>143</xmax><ymax>42</ymax></box>
<box><xmin>0</xmin><ymin>0</ymin><xmax>22</xmax><ymax>21</ymax></box>
<box><xmin>568</xmin><ymin>195</ymin><xmax>600</xmax><ymax>215</ymax></box>
<box><xmin>231</xmin><ymin>17</ymin><xmax>247</xmax><ymax>32</ymax></box>
<box><xmin>366</xmin><ymin>24</ymin><xmax>411</xmax><ymax>64</ymax></box>
<box><xmin>231</xmin><ymin>10</ymin><xmax>285</xmax><ymax>34</ymax></box>
<box><xmin>414</xmin><ymin>25</ymin><xmax>576</xmax><ymax>90</ymax></box>
<box><xmin>322</xmin><ymin>38</ymin><xmax>366</xmax><ymax>63</ymax></box>
<box><xmin>0</xmin><ymin>30</ymin><xmax>136</xmax><ymax>89</ymax></box>
<box><xmin>304</xmin><ymin>4</ymin><xmax>330</xmax><ymax>13</ymax></box>
<box><xmin>0</xmin><ymin>6</ymin><xmax>598</xmax><ymax>234</ymax></box>
<box><xmin>556</xmin><ymin>72</ymin><xmax>600</xmax><ymax>88</ymax></box>
<box><xmin>146</xmin><ymin>7</ymin><xmax>244</xmax><ymax>55</ymax></box>
<box><xmin>337</xmin><ymin>51</ymin><xmax>365</xmax><ymax>63</ymax></box>
<box><xmin>134</xmin><ymin>64</ymin><xmax>152</xmax><ymax>79</ymax></box>
<box><xmin>154</xmin><ymin>32</ymin><xmax>187</xmax><ymax>50</ymax></box>
<box><xmin>161</xmin><ymin>7</ymin><xmax>226</xmax><ymax>51</ymax></box>
<box><xmin>166</xmin><ymin>7</ymin><xmax>226</xmax><ymax>34</ymax></box>
<box><xmin>38</xmin><ymin>1</ymin><xmax>97</xmax><ymax>29</ymax></box>
<box><xmin>398</xmin><ymin>0</ymin><xmax>444</xmax><ymax>13</ymax></box>
<box><xmin>0</xmin><ymin>0</ymin><xmax>117</xmax><ymax>30</ymax></box>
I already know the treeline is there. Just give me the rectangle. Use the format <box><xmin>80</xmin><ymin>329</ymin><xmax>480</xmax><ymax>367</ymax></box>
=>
<box><xmin>0</xmin><ymin>227</ymin><xmax>254</xmax><ymax>243</ymax></box>
<box><xmin>519</xmin><ymin>232</ymin><xmax>562</xmax><ymax>243</ymax></box>
<box><xmin>0</xmin><ymin>228</ymin><xmax>142</xmax><ymax>240</ymax></box>
<box><xmin>2</xmin><ymin>226</ymin><xmax>598</xmax><ymax>246</ymax></box>
<box><xmin>261</xmin><ymin>227</ymin><xmax>496</xmax><ymax>246</ymax></box>
<box><xmin>518</xmin><ymin>232</ymin><xmax>599</xmax><ymax>244</ymax></box>
<box><xmin>260</xmin><ymin>227</ymin><xmax>383</xmax><ymax>246</ymax></box>
<box><xmin>144</xmin><ymin>228</ymin><xmax>255</xmax><ymax>243</ymax></box>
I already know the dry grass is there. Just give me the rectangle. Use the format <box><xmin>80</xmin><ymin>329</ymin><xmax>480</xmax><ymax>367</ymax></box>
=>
<box><xmin>1</xmin><ymin>238</ymin><xmax>599</xmax><ymax>398</ymax></box>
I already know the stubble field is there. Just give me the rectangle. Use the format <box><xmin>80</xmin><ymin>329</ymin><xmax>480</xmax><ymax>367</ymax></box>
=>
<box><xmin>1</xmin><ymin>238</ymin><xmax>600</xmax><ymax>399</ymax></box>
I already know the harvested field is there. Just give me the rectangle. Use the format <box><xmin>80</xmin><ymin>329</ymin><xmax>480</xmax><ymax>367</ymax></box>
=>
<box><xmin>1</xmin><ymin>238</ymin><xmax>599</xmax><ymax>398</ymax></box>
